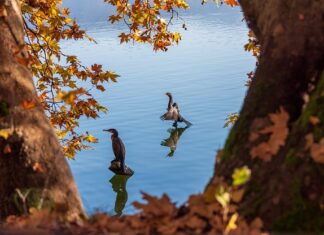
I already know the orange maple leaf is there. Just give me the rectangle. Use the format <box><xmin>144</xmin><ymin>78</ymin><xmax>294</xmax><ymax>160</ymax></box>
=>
<box><xmin>21</xmin><ymin>100</ymin><xmax>36</xmax><ymax>109</ymax></box>
<box><xmin>224</xmin><ymin>0</ymin><xmax>239</xmax><ymax>7</ymax></box>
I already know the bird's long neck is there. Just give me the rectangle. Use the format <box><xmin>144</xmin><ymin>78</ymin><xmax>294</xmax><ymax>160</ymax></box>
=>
<box><xmin>111</xmin><ymin>132</ymin><xmax>118</xmax><ymax>139</ymax></box>
<box><xmin>167</xmin><ymin>95</ymin><xmax>173</xmax><ymax>110</ymax></box>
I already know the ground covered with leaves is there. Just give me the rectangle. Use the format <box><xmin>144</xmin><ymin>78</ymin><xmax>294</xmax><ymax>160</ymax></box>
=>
<box><xmin>1</xmin><ymin>191</ymin><xmax>269</xmax><ymax>235</ymax></box>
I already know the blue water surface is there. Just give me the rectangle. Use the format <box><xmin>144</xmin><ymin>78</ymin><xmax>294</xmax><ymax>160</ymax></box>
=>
<box><xmin>61</xmin><ymin>8</ymin><xmax>255</xmax><ymax>215</ymax></box>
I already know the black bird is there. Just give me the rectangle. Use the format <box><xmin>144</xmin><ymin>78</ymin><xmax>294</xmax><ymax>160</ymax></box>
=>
<box><xmin>160</xmin><ymin>92</ymin><xmax>192</xmax><ymax>127</ymax></box>
<box><xmin>103</xmin><ymin>128</ymin><xmax>126</xmax><ymax>173</ymax></box>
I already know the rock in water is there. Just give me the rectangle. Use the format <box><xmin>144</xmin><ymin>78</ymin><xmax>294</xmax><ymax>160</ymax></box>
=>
<box><xmin>109</xmin><ymin>160</ymin><xmax>134</xmax><ymax>176</ymax></box>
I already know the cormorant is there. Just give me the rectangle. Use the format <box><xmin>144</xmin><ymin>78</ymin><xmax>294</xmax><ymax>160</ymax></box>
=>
<box><xmin>103</xmin><ymin>128</ymin><xmax>126</xmax><ymax>174</ymax></box>
<box><xmin>160</xmin><ymin>92</ymin><xmax>192</xmax><ymax>127</ymax></box>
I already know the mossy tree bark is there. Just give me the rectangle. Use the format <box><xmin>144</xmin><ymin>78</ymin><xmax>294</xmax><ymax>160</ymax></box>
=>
<box><xmin>207</xmin><ymin>0</ymin><xmax>324</xmax><ymax>231</ymax></box>
<box><xmin>0</xmin><ymin>0</ymin><xmax>84</xmax><ymax>219</ymax></box>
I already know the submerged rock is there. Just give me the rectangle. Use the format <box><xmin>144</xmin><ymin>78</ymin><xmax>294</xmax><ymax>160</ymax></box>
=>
<box><xmin>108</xmin><ymin>160</ymin><xmax>134</xmax><ymax>176</ymax></box>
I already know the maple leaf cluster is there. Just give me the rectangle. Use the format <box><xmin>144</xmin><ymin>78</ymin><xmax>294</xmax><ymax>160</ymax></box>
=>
<box><xmin>20</xmin><ymin>0</ymin><xmax>119</xmax><ymax>158</ymax></box>
<box><xmin>105</xmin><ymin>0</ymin><xmax>189</xmax><ymax>51</ymax></box>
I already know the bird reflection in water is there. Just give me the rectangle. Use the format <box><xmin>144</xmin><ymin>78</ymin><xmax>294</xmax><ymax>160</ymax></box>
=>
<box><xmin>161</xmin><ymin>126</ymin><xmax>189</xmax><ymax>157</ymax></box>
<box><xmin>109</xmin><ymin>174</ymin><xmax>131</xmax><ymax>216</ymax></box>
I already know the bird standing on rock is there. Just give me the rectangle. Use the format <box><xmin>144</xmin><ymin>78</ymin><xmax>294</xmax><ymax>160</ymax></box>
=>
<box><xmin>160</xmin><ymin>92</ymin><xmax>192</xmax><ymax>127</ymax></box>
<box><xmin>103</xmin><ymin>128</ymin><xmax>126</xmax><ymax>174</ymax></box>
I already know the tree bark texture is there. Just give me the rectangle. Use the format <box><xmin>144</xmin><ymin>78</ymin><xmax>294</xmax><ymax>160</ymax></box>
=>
<box><xmin>0</xmin><ymin>0</ymin><xmax>84</xmax><ymax>219</ymax></box>
<box><xmin>207</xmin><ymin>0</ymin><xmax>324</xmax><ymax>231</ymax></box>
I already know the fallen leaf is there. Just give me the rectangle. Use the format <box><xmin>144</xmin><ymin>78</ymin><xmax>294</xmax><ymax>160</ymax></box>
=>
<box><xmin>232</xmin><ymin>166</ymin><xmax>251</xmax><ymax>186</ymax></box>
<box><xmin>184</xmin><ymin>215</ymin><xmax>206</xmax><ymax>229</ymax></box>
<box><xmin>250</xmin><ymin>217</ymin><xmax>263</xmax><ymax>229</ymax></box>
<box><xmin>215</xmin><ymin>185</ymin><xmax>230</xmax><ymax>209</ymax></box>
<box><xmin>231</xmin><ymin>188</ymin><xmax>245</xmax><ymax>203</ymax></box>
<box><xmin>310</xmin><ymin>138</ymin><xmax>324</xmax><ymax>164</ymax></box>
<box><xmin>224</xmin><ymin>213</ymin><xmax>238</xmax><ymax>235</ymax></box>
<box><xmin>309</xmin><ymin>116</ymin><xmax>320</xmax><ymax>125</ymax></box>
<box><xmin>3</xmin><ymin>144</ymin><xmax>11</xmax><ymax>154</ymax></box>
<box><xmin>33</xmin><ymin>162</ymin><xmax>45</xmax><ymax>173</ymax></box>
<box><xmin>0</xmin><ymin>128</ymin><xmax>12</xmax><ymax>139</ymax></box>
<box><xmin>21</xmin><ymin>100</ymin><xmax>36</xmax><ymax>109</ymax></box>
<box><xmin>250</xmin><ymin>107</ymin><xmax>289</xmax><ymax>161</ymax></box>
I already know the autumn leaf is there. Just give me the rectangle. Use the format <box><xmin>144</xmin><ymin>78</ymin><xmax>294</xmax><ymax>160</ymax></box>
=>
<box><xmin>224</xmin><ymin>0</ymin><xmax>239</xmax><ymax>7</ymax></box>
<box><xmin>231</xmin><ymin>188</ymin><xmax>245</xmax><ymax>203</ymax></box>
<box><xmin>215</xmin><ymin>185</ymin><xmax>230</xmax><ymax>209</ymax></box>
<box><xmin>21</xmin><ymin>100</ymin><xmax>36</xmax><ymax>109</ymax></box>
<box><xmin>232</xmin><ymin>166</ymin><xmax>251</xmax><ymax>186</ymax></box>
<box><xmin>33</xmin><ymin>162</ymin><xmax>45</xmax><ymax>173</ymax></box>
<box><xmin>3</xmin><ymin>144</ymin><xmax>12</xmax><ymax>154</ymax></box>
<box><xmin>0</xmin><ymin>128</ymin><xmax>12</xmax><ymax>139</ymax></box>
<box><xmin>305</xmin><ymin>134</ymin><xmax>324</xmax><ymax>164</ymax></box>
<box><xmin>133</xmin><ymin>192</ymin><xmax>177</xmax><ymax>217</ymax></box>
<box><xmin>250</xmin><ymin>107</ymin><xmax>289</xmax><ymax>161</ymax></box>
<box><xmin>309</xmin><ymin>116</ymin><xmax>320</xmax><ymax>125</ymax></box>
<box><xmin>224</xmin><ymin>213</ymin><xmax>238</xmax><ymax>235</ymax></box>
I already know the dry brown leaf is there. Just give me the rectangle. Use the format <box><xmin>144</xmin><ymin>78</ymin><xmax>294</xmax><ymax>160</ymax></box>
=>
<box><xmin>249</xmin><ymin>132</ymin><xmax>259</xmax><ymax>142</ymax></box>
<box><xmin>250</xmin><ymin>217</ymin><xmax>263</xmax><ymax>229</ymax></box>
<box><xmin>184</xmin><ymin>215</ymin><xmax>206</xmax><ymax>229</ymax></box>
<box><xmin>250</xmin><ymin>107</ymin><xmax>289</xmax><ymax>161</ymax></box>
<box><xmin>310</xmin><ymin>138</ymin><xmax>324</xmax><ymax>164</ymax></box>
<box><xmin>250</xmin><ymin>142</ymin><xmax>272</xmax><ymax>162</ymax></box>
<box><xmin>305</xmin><ymin>134</ymin><xmax>324</xmax><ymax>164</ymax></box>
<box><xmin>133</xmin><ymin>192</ymin><xmax>176</xmax><ymax>217</ymax></box>
<box><xmin>309</xmin><ymin>116</ymin><xmax>320</xmax><ymax>125</ymax></box>
<box><xmin>32</xmin><ymin>162</ymin><xmax>45</xmax><ymax>173</ymax></box>
<box><xmin>157</xmin><ymin>219</ymin><xmax>179</xmax><ymax>235</ymax></box>
<box><xmin>231</xmin><ymin>188</ymin><xmax>245</xmax><ymax>203</ymax></box>
<box><xmin>3</xmin><ymin>144</ymin><xmax>11</xmax><ymax>154</ymax></box>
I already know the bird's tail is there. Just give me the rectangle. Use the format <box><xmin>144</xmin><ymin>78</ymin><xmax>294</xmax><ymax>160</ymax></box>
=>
<box><xmin>120</xmin><ymin>158</ymin><xmax>126</xmax><ymax>173</ymax></box>
<box><xmin>160</xmin><ymin>113</ymin><xmax>167</xmax><ymax>120</ymax></box>
<box><xmin>179</xmin><ymin>115</ymin><xmax>192</xmax><ymax>126</ymax></box>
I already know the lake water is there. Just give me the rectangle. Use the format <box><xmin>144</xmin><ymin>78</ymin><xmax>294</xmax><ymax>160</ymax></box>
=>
<box><xmin>62</xmin><ymin>9</ymin><xmax>255</xmax><ymax>215</ymax></box>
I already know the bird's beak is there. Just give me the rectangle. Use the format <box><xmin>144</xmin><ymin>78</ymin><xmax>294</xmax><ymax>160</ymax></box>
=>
<box><xmin>103</xmin><ymin>129</ymin><xmax>111</xmax><ymax>132</ymax></box>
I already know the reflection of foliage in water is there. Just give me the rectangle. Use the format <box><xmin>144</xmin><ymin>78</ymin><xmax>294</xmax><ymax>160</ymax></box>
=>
<box><xmin>109</xmin><ymin>175</ymin><xmax>131</xmax><ymax>216</ymax></box>
<box><xmin>161</xmin><ymin>126</ymin><xmax>189</xmax><ymax>157</ymax></box>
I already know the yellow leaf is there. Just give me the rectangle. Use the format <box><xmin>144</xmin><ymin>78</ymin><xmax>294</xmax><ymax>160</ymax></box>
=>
<box><xmin>225</xmin><ymin>213</ymin><xmax>238</xmax><ymax>235</ymax></box>
<box><xmin>0</xmin><ymin>129</ymin><xmax>12</xmax><ymax>140</ymax></box>
<box><xmin>87</xmin><ymin>135</ymin><xmax>98</xmax><ymax>143</ymax></box>
<box><xmin>232</xmin><ymin>166</ymin><xmax>251</xmax><ymax>186</ymax></box>
<box><xmin>215</xmin><ymin>185</ymin><xmax>230</xmax><ymax>208</ymax></box>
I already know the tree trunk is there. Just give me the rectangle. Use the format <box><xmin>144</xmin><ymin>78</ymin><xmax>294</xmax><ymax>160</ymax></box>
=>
<box><xmin>0</xmin><ymin>0</ymin><xmax>84</xmax><ymax>219</ymax></box>
<box><xmin>207</xmin><ymin>0</ymin><xmax>324</xmax><ymax>231</ymax></box>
